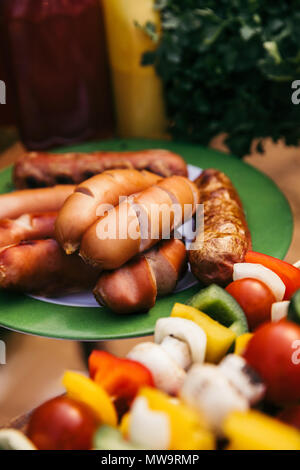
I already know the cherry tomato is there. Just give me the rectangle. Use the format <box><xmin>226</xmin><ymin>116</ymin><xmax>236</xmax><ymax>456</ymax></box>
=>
<box><xmin>226</xmin><ymin>278</ymin><xmax>275</xmax><ymax>330</ymax></box>
<box><xmin>243</xmin><ymin>321</ymin><xmax>300</xmax><ymax>405</ymax></box>
<box><xmin>278</xmin><ymin>405</ymin><xmax>300</xmax><ymax>431</ymax></box>
<box><xmin>27</xmin><ymin>396</ymin><xmax>97</xmax><ymax>450</ymax></box>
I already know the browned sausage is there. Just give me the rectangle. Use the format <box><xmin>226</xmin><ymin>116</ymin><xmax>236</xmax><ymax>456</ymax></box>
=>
<box><xmin>0</xmin><ymin>212</ymin><xmax>57</xmax><ymax>247</ymax></box>
<box><xmin>13</xmin><ymin>149</ymin><xmax>188</xmax><ymax>188</ymax></box>
<box><xmin>0</xmin><ymin>186</ymin><xmax>75</xmax><ymax>220</ymax></box>
<box><xmin>93</xmin><ymin>239</ymin><xmax>187</xmax><ymax>314</ymax></box>
<box><xmin>0</xmin><ymin>239</ymin><xmax>100</xmax><ymax>296</ymax></box>
<box><xmin>188</xmin><ymin>169</ymin><xmax>252</xmax><ymax>286</ymax></box>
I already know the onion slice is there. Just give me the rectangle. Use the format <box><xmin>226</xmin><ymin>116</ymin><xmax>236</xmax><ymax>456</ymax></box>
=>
<box><xmin>233</xmin><ymin>263</ymin><xmax>286</xmax><ymax>301</ymax></box>
<box><xmin>271</xmin><ymin>301</ymin><xmax>290</xmax><ymax>322</ymax></box>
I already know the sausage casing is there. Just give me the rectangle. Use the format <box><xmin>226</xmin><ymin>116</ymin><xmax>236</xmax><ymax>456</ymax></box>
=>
<box><xmin>80</xmin><ymin>176</ymin><xmax>198</xmax><ymax>270</ymax></box>
<box><xmin>13</xmin><ymin>149</ymin><xmax>188</xmax><ymax>188</ymax></box>
<box><xmin>0</xmin><ymin>212</ymin><xmax>57</xmax><ymax>247</ymax></box>
<box><xmin>55</xmin><ymin>169</ymin><xmax>162</xmax><ymax>254</ymax></box>
<box><xmin>0</xmin><ymin>185</ymin><xmax>74</xmax><ymax>220</ymax></box>
<box><xmin>188</xmin><ymin>169</ymin><xmax>251</xmax><ymax>286</ymax></box>
<box><xmin>0</xmin><ymin>239</ymin><xmax>99</xmax><ymax>296</ymax></box>
<box><xmin>94</xmin><ymin>239</ymin><xmax>187</xmax><ymax>314</ymax></box>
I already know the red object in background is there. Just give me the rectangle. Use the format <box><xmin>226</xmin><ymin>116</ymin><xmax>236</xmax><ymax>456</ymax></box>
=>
<box><xmin>226</xmin><ymin>278</ymin><xmax>275</xmax><ymax>330</ymax></box>
<box><xmin>245</xmin><ymin>251</ymin><xmax>300</xmax><ymax>300</ymax></box>
<box><xmin>0</xmin><ymin>0</ymin><xmax>114</xmax><ymax>150</ymax></box>
<box><xmin>27</xmin><ymin>396</ymin><xmax>97</xmax><ymax>450</ymax></box>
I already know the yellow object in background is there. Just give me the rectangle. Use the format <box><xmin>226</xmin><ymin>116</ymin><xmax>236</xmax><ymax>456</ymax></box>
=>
<box><xmin>171</xmin><ymin>303</ymin><xmax>236</xmax><ymax>363</ymax></box>
<box><xmin>234</xmin><ymin>333</ymin><xmax>253</xmax><ymax>356</ymax></box>
<box><xmin>101</xmin><ymin>0</ymin><xmax>167</xmax><ymax>138</ymax></box>
<box><xmin>224</xmin><ymin>410</ymin><xmax>300</xmax><ymax>450</ymax></box>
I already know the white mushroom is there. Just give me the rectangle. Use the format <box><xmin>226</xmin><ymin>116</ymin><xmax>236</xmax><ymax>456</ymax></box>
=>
<box><xmin>127</xmin><ymin>342</ymin><xmax>186</xmax><ymax>395</ymax></box>
<box><xmin>219</xmin><ymin>354</ymin><xmax>266</xmax><ymax>405</ymax></box>
<box><xmin>293</xmin><ymin>260</ymin><xmax>300</xmax><ymax>269</ymax></box>
<box><xmin>155</xmin><ymin>317</ymin><xmax>207</xmax><ymax>364</ymax></box>
<box><xmin>271</xmin><ymin>301</ymin><xmax>290</xmax><ymax>322</ymax></box>
<box><xmin>129</xmin><ymin>396</ymin><xmax>170</xmax><ymax>450</ymax></box>
<box><xmin>0</xmin><ymin>429</ymin><xmax>36</xmax><ymax>450</ymax></box>
<box><xmin>180</xmin><ymin>364</ymin><xmax>248</xmax><ymax>435</ymax></box>
<box><xmin>160</xmin><ymin>335</ymin><xmax>192</xmax><ymax>370</ymax></box>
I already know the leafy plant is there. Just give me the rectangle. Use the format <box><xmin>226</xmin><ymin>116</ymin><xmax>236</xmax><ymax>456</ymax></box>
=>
<box><xmin>143</xmin><ymin>0</ymin><xmax>300</xmax><ymax>157</ymax></box>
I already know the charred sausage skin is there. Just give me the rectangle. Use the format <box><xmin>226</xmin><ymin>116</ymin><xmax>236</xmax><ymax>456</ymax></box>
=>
<box><xmin>188</xmin><ymin>169</ymin><xmax>251</xmax><ymax>286</ymax></box>
<box><xmin>13</xmin><ymin>149</ymin><xmax>188</xmax><ymax>189</ymax></box>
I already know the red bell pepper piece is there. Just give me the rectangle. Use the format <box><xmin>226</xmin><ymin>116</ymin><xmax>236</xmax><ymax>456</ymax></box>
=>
<box><xmin>245</xmin><ymin>251</ymin><xmax>300</xmax><ymax>300</ymax></box>
<box><xmin>88</xmin><ymin>350</ymin><xmax>154</xmax><ymax>404</ymax></box>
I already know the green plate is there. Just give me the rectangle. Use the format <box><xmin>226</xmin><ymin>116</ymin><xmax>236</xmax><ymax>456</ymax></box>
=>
<box><xmin>0</xmin><ymin>139</ymin><xmax>293</xmax><ymax>340</ymax></box>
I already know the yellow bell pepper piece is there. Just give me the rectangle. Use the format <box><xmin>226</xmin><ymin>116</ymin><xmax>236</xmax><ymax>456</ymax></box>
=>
<box><xmin>63</xmin><ymin>371</ymin><xmax>117</xmax><ymax>427</ymax></box>
<box><xmin>234</xmin><ymin>333</ymin><xmax>253</xmax><ymax>355</ymax></box>
<box><xmin>138</xmin><ymin>387</ymin><xmax>215</xmax><ymax>450</ymax></box>
<box><xmin>119</xmin><ymin>411</ymin><xmax>130</xmax><ymax>439</ymax></box>
<box><xmin>224</xmin><ymin>410</ymin><xmax>300</xmax><ymax>450</ymax></box>
<box><xmin>171</xmin><ymin>303</ymin><xmax>236</xmax><ymax>363</ymax></box>
<box><xmin>102</xmin><ymin>0</ymin><xmax>167</xmax><ymax>138</ymax></box>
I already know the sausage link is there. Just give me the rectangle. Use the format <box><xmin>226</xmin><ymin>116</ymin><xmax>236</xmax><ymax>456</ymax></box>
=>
<box><xmin>188</xmin><ymin>169</ymin><xmax>251</xmax><ymax>286</ymax></box>
<box><xmin>80</xmin><ymin>176</ymin><xmax>198</xmax><ymax>270</ymax></box>
<box><xmin>0</xmin><ymin>212</ymin><xmax>57</xmax><ymax>247</ymax></box>
<box><xmin>0</xmin><ymin>239</ymin><xmax>100</xmax><ymax>296</ymax></box>
<box><xmin>93</xmin><ymin>239</ymin><xmax>186</xmax><ymax>314</ymax></box>
<box><xmin>55</xmin><ymin>169</ymin><xmax>162</xmax><ymax>254</ymax></box>
<box><xmin>0</xmin><ymin>185</ymin><xmax>75</xmax><ymax>220</ymax></box>
<box><xmin>13</xmin><ymin>149</ymin><xmax>188</xmax><ymax>188</ymax></box>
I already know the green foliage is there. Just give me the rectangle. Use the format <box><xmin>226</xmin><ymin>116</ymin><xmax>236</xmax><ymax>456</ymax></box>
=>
<box><xmin>144</xmin><ymin>0</ymin><xmax>300</xmax><ymax>157</ymax></box>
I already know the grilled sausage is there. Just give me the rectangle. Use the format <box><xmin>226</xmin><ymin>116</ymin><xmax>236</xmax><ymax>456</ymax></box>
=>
<box><xmin>188</xmin><ymin>169</ymin><xmax>251</xmax><ymax>286</ymax></box>
<box><xmin>13</xmin><ymin>149</ymin><xmax>188</xmax><ymax>189</ymax></box>
<box><xmin>94</xmin><ymin>239</ymin><xmax>187</xmax><ymax>314</ymax></box>
<box><xmin>0</xmin><ymin>239</ymin><xmax>99</xmax><ymax>296</ymax></box>
<box><xmin>0</xmin><ymin>213</ymin><xmax>57</xmax><ymax>247</ymax></box>
<box><xmin>0</xmin><ymin>186</ymin><xmax>74</xmax><ymax>220</ymax></box>
<box><xmin>80</xmin><ymin>176</ymin><xmax>198</xmax><ymax>270</ymax></box>
<box><xmin>55</xmin><ymin>169</ymin><xmax>162</xmax><ymax>254</ymax></box>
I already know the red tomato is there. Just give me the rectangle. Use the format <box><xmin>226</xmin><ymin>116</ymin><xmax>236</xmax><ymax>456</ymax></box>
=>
<box><xmin>226</xmin><ymin>278</ymin><xmax>275</xmax><ymax>330</ymax></box>
<box><xmin>243</xmin><ymin>321</ymin><xmax>300</xmax><ymax>405</ymax></box>
<box><xmin>278</xmin><ymin>405</ymin><xmax>300</xmax><ymax>431</ymax></box>
<box><xmin>27</xmin><ymin>396</ymin><xmax>97</xmax><ymax>450</ymax></box>
<box><xmin>245</xmin><ymin>251</ymin><xmax>300</xmax><ymax>300</ymax></box>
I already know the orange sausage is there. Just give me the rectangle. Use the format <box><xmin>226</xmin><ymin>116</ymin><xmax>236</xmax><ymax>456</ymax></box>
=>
<box><xmin>0</xmin><ymin>185</ymin><xmax>75</xmax><ymax>220</ymax></box>
<box><xmin>80</xmin><ymin>176</ymin><xmax>199</xmax><ymax>270</ymax></box>
<box><xmin>55</xmin><ymin>169</ymin><xmax>162</xmax><ymax>254</ymax></box>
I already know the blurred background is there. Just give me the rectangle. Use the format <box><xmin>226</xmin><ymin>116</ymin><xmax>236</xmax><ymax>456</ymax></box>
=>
<box><xmin>1</xmin><ymin>0</ymin><xmax>300</xmax><ymax>424</ymax></box>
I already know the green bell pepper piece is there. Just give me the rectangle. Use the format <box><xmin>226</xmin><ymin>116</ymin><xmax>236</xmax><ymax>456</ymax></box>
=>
<box><xmin>187</xmin><ymin>284</ymin><xmax>248</xmax><ymax>336</ymax></box>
